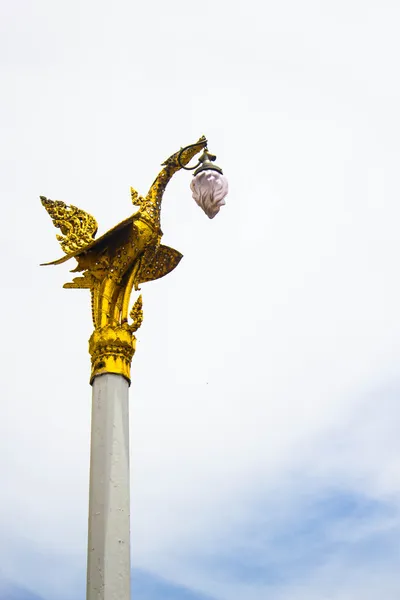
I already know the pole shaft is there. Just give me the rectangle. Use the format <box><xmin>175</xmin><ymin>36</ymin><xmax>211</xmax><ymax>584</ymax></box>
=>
<box><xmin>87</xmin><ymin>374</ymin><xmax>131</xmax><ymax>600</ymax></box>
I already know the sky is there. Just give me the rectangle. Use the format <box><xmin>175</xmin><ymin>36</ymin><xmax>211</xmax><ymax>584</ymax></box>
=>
<box><xmin>1</xmin><ymin>0</ymin><xmax>400</xmax><ymax>598</ymax></box>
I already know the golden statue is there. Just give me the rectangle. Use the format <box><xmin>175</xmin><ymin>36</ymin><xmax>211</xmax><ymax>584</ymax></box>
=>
<box><xmin>41</xmin><ymin>137</ymin><xmax>209</xmax><ymax>383</ymax></box>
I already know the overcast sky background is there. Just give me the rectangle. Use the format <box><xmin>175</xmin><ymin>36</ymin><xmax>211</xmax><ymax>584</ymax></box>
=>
<box><xmin>1</xmin><ymin>1</ymin><xmax>400</xmax><ymax>599</ymax></box>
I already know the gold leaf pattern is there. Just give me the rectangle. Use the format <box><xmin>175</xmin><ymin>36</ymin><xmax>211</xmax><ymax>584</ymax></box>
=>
<box><xmin>130</xmin><ymin>187</ymin><xmax>145</xmax><ymax>207</ymax></box>
<box><xmin>129</xmin><ymin>295</ymin><xmax>143</xmax><ymax>332</ymax></box>
<box><xmin>136</xmin><ymin>245</ymin><xmax>183</xmax><ymax>285</ymax></box>
<box><xmin>41</xmin><ymin>196</ymin><xmax>98</xmax><ymax>254</ymax></box>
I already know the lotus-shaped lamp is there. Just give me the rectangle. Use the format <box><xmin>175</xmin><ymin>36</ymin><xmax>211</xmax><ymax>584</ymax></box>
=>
<box><xmin>190</xmin><ymin>150</ymin><xmax>228</xmax><ymax>219</ymax></box>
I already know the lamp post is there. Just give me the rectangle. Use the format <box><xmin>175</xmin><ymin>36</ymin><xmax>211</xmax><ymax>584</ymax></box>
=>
<box><xmin>40</xmin><ymin>136</ymin><xmax>228</xmax><ymax>600</ymax></box>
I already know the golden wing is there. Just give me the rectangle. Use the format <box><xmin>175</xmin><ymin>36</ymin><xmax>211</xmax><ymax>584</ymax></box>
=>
<box><xmin>136</xmin><ymin>245</ymin><xmax>183</xmax><ymax>286</ymax></box>
<box><xmin>40</xmin><ymin>196</ymin><xmax>98</xmax><ymax>255</ymax></box>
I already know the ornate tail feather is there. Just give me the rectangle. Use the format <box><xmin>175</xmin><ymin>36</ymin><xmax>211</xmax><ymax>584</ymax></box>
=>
<box><xmin>40</xmin><ymin>196</ymin><xmax>98</xmax><ymax>255</ymax></box>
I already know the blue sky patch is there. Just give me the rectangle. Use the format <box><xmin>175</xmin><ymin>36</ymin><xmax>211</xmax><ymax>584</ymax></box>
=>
<box><xmin>190</xmin><ymin>487</ymin><xmax>399</xmax><ymax>587</ymax></box>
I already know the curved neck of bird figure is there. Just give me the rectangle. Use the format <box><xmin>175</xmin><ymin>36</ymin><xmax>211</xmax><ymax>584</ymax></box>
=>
<box><xmin>140</xmin><ymin>137</ymin><xmax>208</xmax><ymax>229</ymax></box>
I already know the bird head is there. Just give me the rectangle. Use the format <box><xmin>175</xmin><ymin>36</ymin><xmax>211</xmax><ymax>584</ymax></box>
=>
<box><xmin>162</xmin><ymin>135</ymin><xmax>208</xmax><ymax>169</ymax></box>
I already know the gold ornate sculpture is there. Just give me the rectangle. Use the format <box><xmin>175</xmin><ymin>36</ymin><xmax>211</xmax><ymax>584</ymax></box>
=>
<box><xmin>41</xmin><ymin>136</ymin><xmax>208</xmax><ymax>383</ymax></box>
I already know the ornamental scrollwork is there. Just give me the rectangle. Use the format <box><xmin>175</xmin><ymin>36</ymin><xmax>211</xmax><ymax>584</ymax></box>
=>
<box><xmin>129</xmin><ymin>295</ymin><xmax>143</xmax><ymax>333</ymax></box>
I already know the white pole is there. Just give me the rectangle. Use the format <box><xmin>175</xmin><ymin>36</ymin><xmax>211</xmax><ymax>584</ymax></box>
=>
<box><xmin>86</xmin><ymin>373</ymin><xmax>131</xmax><ymax>600</ymax></box>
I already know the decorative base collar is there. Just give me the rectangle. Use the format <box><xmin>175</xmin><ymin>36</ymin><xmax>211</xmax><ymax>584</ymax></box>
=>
<box><xmin>89</xmin><ymin>324</ymin><xmax>136</xmax><ymax>385</ymax></box>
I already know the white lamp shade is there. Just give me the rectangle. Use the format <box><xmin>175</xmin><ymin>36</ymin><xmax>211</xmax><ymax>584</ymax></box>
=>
<box><xmin>190</xmin><ymin>170</ymin><xmax>228</xmax><ymax>219</ymax></box>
